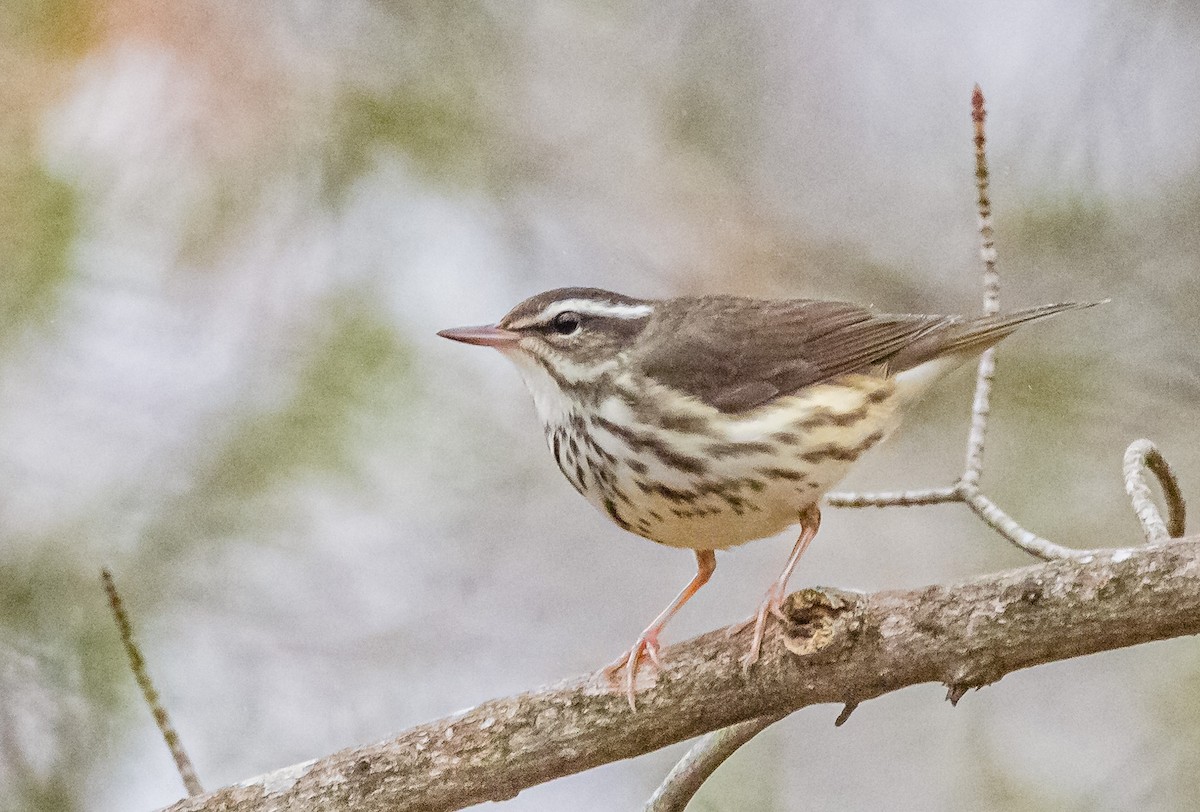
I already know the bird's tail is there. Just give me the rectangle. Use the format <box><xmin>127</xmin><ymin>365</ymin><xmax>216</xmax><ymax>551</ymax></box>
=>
<box><xmin>888</xmin><ymin>299</ymin><xmax>1106</xmax><ymax>372</ymax></box>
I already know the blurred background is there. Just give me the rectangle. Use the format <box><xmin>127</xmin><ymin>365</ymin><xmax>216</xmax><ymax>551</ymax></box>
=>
<box><xmin>1</xmin><ymin>2</ymin><xmax>1198</xmax><ymax>810</ymax></box>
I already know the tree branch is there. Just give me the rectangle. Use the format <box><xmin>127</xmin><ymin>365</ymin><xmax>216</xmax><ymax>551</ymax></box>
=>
<box><xmin>160</xmin><ymin>537</ymin><xmax>1200</xmax><ymax>812</ymax></box>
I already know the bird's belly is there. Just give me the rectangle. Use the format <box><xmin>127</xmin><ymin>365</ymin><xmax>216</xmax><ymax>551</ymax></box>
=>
<box><xmin>547</xmin><ymin>376</ymin><xmax>900</xmax><ymax>551</ymax></box>
<box><xmin>607</xmin><ymin>451</ymin><xmax>862</xmax><ymax>551</ymax></box>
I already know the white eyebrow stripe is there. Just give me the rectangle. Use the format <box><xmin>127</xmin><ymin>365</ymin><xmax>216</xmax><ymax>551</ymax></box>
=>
<box><xmin>527</xmin><ymin>299</ymin><xmax>655</xmax><ymax>324</ymax></box>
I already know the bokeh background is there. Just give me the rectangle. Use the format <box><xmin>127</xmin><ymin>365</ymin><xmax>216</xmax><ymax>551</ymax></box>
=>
<box><xmin>2</xmin><ymin>2</ymin><xmax>1199</xmax><ymax>810</ymax></box>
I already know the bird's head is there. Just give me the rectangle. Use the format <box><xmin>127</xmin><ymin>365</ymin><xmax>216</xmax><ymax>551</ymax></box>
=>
<box><xmin>438</xmin><ymin>287</ymin><xmax>656</xmax><ymax>387</ymax></box>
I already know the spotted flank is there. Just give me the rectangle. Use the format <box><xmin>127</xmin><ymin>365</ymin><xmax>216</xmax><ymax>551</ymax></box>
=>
<box><xmin>592</xmin><ymin>415</ymin><xmax>710</xmax><ymax>475</ymax></box>
<box><xmin>533</xmin><ymin>372</ymin><xmax>900</xmax><ymax>551</ymax></box>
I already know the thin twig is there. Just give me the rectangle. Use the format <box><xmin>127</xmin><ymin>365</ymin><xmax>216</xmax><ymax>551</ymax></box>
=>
<box><xmin>834</xmin><ymin>701</ymin><xmax>859</xmax><ymax>726</ymax></box>
<box><xmin>956</xmin><ymin>484</ymin><xmax>1090</xmax><ymax>561</ymax></box>
<box><xmin>959</xmin><ymin>348</ymin><xmax>995</xmax><ymax>490</ymax></box>
<box><xmin>962</xmin><ymin>84</ymin><xmax>1000</xmax><ymax>487</ymax></box>
<box><xmin>825</xmin><ymin>486</ymin><xmax>958</xmax><ymax>508</ymax></box>
<box><xmin>827</xmin><ymin>86</ymin><xmax>1000</xmax><ymax>506</ymax></box>
<box><xmin>644</xmin><ymin>713</ymin><xmax>786</xmax><ymax>812</ymax></box>
<box><xmin>1124</xmin><ymin>439</ymin><xmax>1187</xmax><ymax>544</ymax></box>
<box><xmin>102</xmin><ymin>568</ymin><xmax>203</xmax><ymax>797</ymax></box>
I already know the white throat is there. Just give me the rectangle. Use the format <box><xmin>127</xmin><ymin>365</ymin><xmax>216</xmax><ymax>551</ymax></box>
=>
<box><xmin>501</xmin><ymin>349</ymin><xmax>578</xmax><ymax>429</ymax></box>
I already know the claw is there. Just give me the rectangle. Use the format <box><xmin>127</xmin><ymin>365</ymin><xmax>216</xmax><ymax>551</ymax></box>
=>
<box><xmin>738</xmin><ymin>506</ymin><xmax>822</xmax><ymax>677</ymax></box>
<box><xmin>740</xmin><ymin>583</ymin><xmax>786</xmax><ymax>675</ymax></box>
<box><xmin>603</xmin><ymin>630</ymin><xmax>662</xmax><ymax>711</ymax></box>
<box><xmin>643</xmin><ymin>637</ymin><xmax>664</xmax><ymax>670</ymax></box>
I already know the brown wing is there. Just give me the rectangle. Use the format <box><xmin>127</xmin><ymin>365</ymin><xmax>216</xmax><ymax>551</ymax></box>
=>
<box><xmin>633</xmin><ymin>296</ymin><xmax>1091</xmax><ymax>413</ymax></box>
<box><xmin>631</xmin><ymin>297</ymin><xmax>946</xmax><ymax>412</ymax></box>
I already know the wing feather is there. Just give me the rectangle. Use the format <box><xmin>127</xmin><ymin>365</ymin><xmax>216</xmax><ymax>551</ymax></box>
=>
<box><xmin>632</xmin><ymin>296</ymin><xmax>1092</xmax><ymax>413</ymax></box>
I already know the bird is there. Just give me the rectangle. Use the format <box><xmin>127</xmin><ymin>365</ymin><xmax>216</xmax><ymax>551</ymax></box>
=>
<box><xmin>438</xmin><ymin>287</ymin><xmax>1096</xmax><ymax>708</ymax></box>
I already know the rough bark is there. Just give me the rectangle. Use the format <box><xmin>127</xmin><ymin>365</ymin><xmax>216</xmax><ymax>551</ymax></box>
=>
<box><xmin>161</xmin><ymin>538</ymin><xmax>1200</xmax><ymax>812</ymax></box>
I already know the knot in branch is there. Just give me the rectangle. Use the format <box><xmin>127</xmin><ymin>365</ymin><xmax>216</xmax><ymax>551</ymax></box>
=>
<box><xmin>780</xmin><ymin>587</ymin><xmax>866</xmax><ymax>658</ymax></box>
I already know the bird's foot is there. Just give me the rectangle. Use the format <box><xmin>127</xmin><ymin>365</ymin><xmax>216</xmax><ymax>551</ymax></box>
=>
<box><xmin>602</xmin><ymin>628</ymin><xmax>663</xmax><ymax>711</ymax></box>
<box><xmin>729</xmin><ymin>583</ymin><xmax>788</xmax><ymax>676</ymax></box>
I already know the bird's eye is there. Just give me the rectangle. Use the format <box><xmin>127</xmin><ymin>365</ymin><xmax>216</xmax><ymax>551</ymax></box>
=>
<box><xmin>552</xmin><ymin>311</ymin><xmax>582</xmax><ymax>335</ymax></box>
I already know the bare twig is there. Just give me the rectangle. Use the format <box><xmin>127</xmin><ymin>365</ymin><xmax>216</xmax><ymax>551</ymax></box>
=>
<box><xmin>961</xmin><ymin>343</ymin><xmax>996</xmax><ymax>489</ymax></box>
<box><xmin>957</xmin><ymin>483</ymin><xmax>1090</xmax><ymax>561</ymax></box>
<box><xmin>643</xmin><ymin>713</ymin><xmax>786</xmax><ymax>812</ymax></box>
<box><xmin>159</xmin><ymin>540</ymin><xmax>1200</xmax><ymax>812</ymax></box>
<box><xmin>1124</xmin><ymin>439</ymin><xmax>1187</xmax><ymax>543</ymax></box>
<box><xmin>962</xmin><ymin>83</ymin><xmax>1001</xmax><ymax>487</ymax></box>
<box><xmin>102</xmin><ymin>568</ymin><xmax>203</xmax><ymax>797</ymax></box>
<box><xmin>825</xmin><ymin>485</ymin><xmax>958</xmax><ymax>509</ymax></box>
<box><xmin>823</xmin><ymin>85</ymin><xmax>1090</xmax><ymax>563</ymax></box>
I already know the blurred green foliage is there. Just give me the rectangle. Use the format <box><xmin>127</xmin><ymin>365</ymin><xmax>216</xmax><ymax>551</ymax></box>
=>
<box><xmin>217</xmin><ymin>303</ymin><xmax>408</xmax><ymax>489</ymax></box>
<box><xmin>963</xmin><ymin>724</ymin><xmax>1087</xmax><ymax>812</ymax></box>
<box><xmin>327</xmin><ymin>85</ymin><xmax>499</xmax><ymax>197</ymax></box>
<box><xmin>322</xmin><ymin>0</ymin><xmax>520</xmax><ymax>200</ymax></box>
<box><xmin>0</xmin><ymin>162</ymin><xmax>78</xmax><ymax>340</ymax></box>
<box><xmin>1005</xmin><ymin>194</ymin><xmax>1116</xmax><ymax>258</ymax></box>
<box><xmin>1</xmin><ymin>541</ymin><xmax>133</xmax><ymax>812</ymax></box>
<box><xmin>3</xmin><ymin>0</ymin><xmax>97</xmax><ymax>55</ymax></box>
<box><xmin>1153</xmin><ymin>652</ymin><xmax>1200</xmax><ymax>807</ymax></box>
<box><xmin>663</xmin><ymin>6</ymin><xmax>764</xmax><ymax>175</ymax></box>
<box><xmin>1002</xmin><ymin>195</ymin><xmax>1137</xmax><ymax>295</ymax></box>
<box><xmin>141</xmin><ymin>299</ymin><xmax>413</xmax><ymax>561</ymax></box>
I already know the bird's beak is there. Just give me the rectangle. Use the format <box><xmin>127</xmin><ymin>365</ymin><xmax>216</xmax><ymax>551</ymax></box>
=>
<box><xmin>437</xmin><ymin>324</ymin><xmax>522</xmax><ymax>348</ymax></box>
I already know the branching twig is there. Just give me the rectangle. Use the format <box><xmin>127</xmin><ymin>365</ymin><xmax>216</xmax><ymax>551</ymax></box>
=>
<box><xmin>956</xmin><ymin>483</ymin><xmax>1088</xmax><ymax>561</ymax></box>
<box><xmin>158</xmin><ymin>540</ymin><xmax>1200</xmax><ymax>812</ymax></box>
<box><xmin>1124</xmin><ymin>438</ymin><xmax>1188</xmax><ymax>543</ymax></box>
<box><xmin>102</xmin><ymin>568</ymin><xmax>203</xmax><ymax>797</ymax></box>
<box><xmin>826</xmin><ymin>85</ymin><xmax>1085</xmax><ymax>562</ymax></box>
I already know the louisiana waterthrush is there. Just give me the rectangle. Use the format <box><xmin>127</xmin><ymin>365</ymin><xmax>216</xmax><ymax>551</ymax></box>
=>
<box><xmin>439</xmin><ymin>287</ymin><xmax>1094</xmax><ymax>708</ymax></box>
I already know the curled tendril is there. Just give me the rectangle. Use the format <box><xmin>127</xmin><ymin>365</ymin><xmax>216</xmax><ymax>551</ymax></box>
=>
<box><xmin>1123</xmin><ymin>439</ymin><xmax>1186</xmax><ymax>545</ymax></box>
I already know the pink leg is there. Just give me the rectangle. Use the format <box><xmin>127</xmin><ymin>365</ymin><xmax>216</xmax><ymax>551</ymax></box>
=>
<box><xmin>604</xmin><ymin>549</ymin><xmax>717</xmax><ymax>711</ymax></box>
<box><xmin>742</xmin><ymin>505</ymin><xmax>822</xmax><ymax>672</ymax></box>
